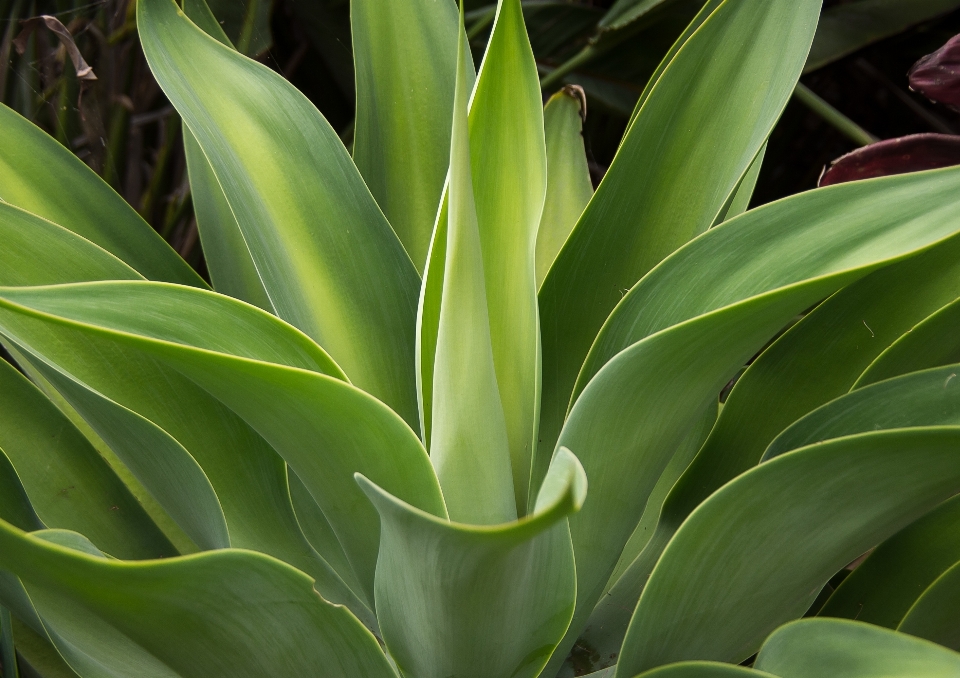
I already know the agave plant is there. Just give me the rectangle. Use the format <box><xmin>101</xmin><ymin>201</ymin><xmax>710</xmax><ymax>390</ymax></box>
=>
<box><xmin>3</xmin><ymin>0</ymin><xmax>960</xmax><ymax>676</ymax></box>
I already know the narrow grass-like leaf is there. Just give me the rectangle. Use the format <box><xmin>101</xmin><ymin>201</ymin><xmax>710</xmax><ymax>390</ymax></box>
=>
<box><xmin>357</xmin><ymin>447</ymin><xmax>584</xmax><ymax>678</ymax></box>
<box><xmin>0</xmin><ymin>105</ymin><xmax>202</xmax><ymax>287</ymax></box>
<box><xmin>352</xmin><ymin>0</ymin><xmax>462</xmax><ymax>272</ymax></box>
<box><xmin>138</xmin><ymin>0</ymin><xmax>421</xmax><ymax>429</ymax></box>
<box><xmin>0</xmin><ymin>521</ymin><xmax>396</xmax><ymax>678</ymax></box>
<box><xmin>820</xmin><ymin>494</ymin><xmax>960</xmax><ymax>628</ymax></box>
<box><xmin>618</xmin><ymin>428</ymin><xmax>960</xmax><ymax>674</ymax></box>
<box><xmin>536</xmin><ymin>0</ymin><xmax>822</xmax><ymax>487</ymax></box>
<box><xmin>545</xmin><ymin>166</ymin><xmax>960</xmax><ymax>674</ymax></box>
<box><xmin>755</xmin><ymin>618</ymin><xmax>960</xmax><ymax>677</ymax></box>
<box><xmin>536</xmin><ymin>87</ymin><xmax>593</xmax><ymax>288</ymax></box>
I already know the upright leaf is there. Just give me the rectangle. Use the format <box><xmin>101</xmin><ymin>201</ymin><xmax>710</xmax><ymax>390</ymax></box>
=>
<box><xmin>352</xmin><ymin>0</ymin><xmax>462</xmax><ymax>271</ymax></box>
<box><xmin>421</xmin><ymin>0</ymin><xmax>547</xmax><ymax>517</ymax></box>
<box><xmin>430</xmin><ymin>11</ymin><xmax>516</xmax><ymax>525</ymax></box>
<box><xmin>138</xmin><ymin>0</ymin><xmax>421</xmax><ymax>429</ymax></box>
<box><xmin>537</xmin><ymin>86</ymin><xmax>594</xmax><ymax>288</ymax></box>
<box><xmin>357</xmin><ymin>447</ymin><xmax>584</xmax><ymax>678</ymax></box>
<box><xmin>536</xmin><ymin>0</ymin><xmax>822</xmax><ymax>488</ymax></box>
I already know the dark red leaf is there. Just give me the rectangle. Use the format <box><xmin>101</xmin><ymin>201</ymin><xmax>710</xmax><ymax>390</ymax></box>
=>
<box><xmin>819</xmin><ymin>133</ymin><xmax>960</xmax><ymax>187</ymax></box>
<box><xmin>908</xmin><ymin>33</ymin><xmax>960</xmax><ymax>112</ymax></box>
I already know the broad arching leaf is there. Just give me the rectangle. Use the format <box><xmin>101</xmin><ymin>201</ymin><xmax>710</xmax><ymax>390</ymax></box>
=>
<box><xmin>617</xmin><ymin>428</ymin><xmax>960</xmax><ymax>674</ymax></box>
<box><xmin>0</xmin><ymin>521</ymin><xmax>397</xmax><ymax>678</ymax></box>
<box><xmin>536</xmin><ymin>0</ymin><xmax>822</xmax><ymax>486</ymax></box>
<box><xmin>755</xmin><ymin>618</ymin><xmax>960</xmax><ymax>678</ymax></box>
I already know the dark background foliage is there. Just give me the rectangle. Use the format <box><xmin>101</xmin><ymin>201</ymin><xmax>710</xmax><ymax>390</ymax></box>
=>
<box><xmin>1</xmin><ymin>0</ymin><xmax>959</xmax><ymax>281</ymax></box>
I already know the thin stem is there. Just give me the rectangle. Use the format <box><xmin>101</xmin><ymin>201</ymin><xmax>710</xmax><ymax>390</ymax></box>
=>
<box><xmin>539</xmin><ymin>44</ymin><xmax>597</xmax><ymax>90</ymax></box>
<box><xmin>794</xmin><ymin>82</ymin><xmax>879</xmax><ymax>147</ymax></box>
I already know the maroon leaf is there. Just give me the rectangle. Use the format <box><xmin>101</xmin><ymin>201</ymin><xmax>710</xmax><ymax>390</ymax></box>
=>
<box><xmin>819</xmin><ymin>133</ymin><xmax>960</xmax><ymax>187</ymax></box>
<box><xmin>909</xmin><ymin>33</ymin><xmax>960</xmax><ymax>112</ymax></box>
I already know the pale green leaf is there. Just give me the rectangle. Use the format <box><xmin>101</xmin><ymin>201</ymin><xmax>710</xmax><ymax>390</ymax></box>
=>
<box><xmin>632</xmin><ymin>663</ymin><xmax>776</xmax><ymax>678</ymax></box>
<box><xmin>352</xmin><ymin>0</ymin><xmax>462</xmax><ymax>272</ymax></box>
<box><xmin>138</xmin><ymin>0</ymin><xmax>421</xmax><ymax>429</ymax></box>
<box><xmin>0</xmin><ymin>105</ymin><xmax>202</xmax><ymax>288</ymax></box>
<box><xmin>536</xmin><ymin>86</ymin><xmax>594</xmax><ymax>288</ymax></box>
<box><xmin>356</xmin><ymin>447</ymin><xmax>584</xmax><ymax>678</ymax></box>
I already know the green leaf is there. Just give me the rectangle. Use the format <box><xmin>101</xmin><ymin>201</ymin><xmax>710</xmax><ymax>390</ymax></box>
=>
<box><xmin>536</xmin><ymin>0</ymin><xmax>822</xmax><ymax>490</ymax></box>
<box><xmin>0</xmin><ymin>605</ymin><xmax>18</xmax><ymax>678</ymax></box>
<box><xmin>0</xmin><ymin>281</ymin><xmax>446</xmax><ymax>609</ymax></box>
<box><xmin>632</xmin><ymin>663</ymin><xmax>777</xmax><ymax>678</ymax></box>
<box><xmin>618</xmin><ymin>428</ymin><xmax>960</xmax><ymax>674</ymax></box>
<box><xmin>138</xmin><ymin>0</ymin><xmax>422</xmax><ymax>430</ymax></box>
<box><xmin>755</xmin><ymin>618</ymin><xmax>960</xmax><ymax>677</ymax></box>
<box><xmin>356</xmin><ymin>447</ymin><xmax>584</xmax><ymax>678</ymax></box>
<box><xmin>766</xmin><ymin>364</ymin><xmax>960</xmax><ymax>460</ymax></box>
<box><xmin>0</xmin><ymin>358</ymin><xmax>175</xmax><ymax>560</ymax></box>
<box><xmin>819</xmin><ymin>494</ymin><xmax>960</xmax><ymax>629</ymax></box>
<box><xmin>545</xmin><ymin>166</ymin><xmax>960</xmax><ymax>674</ymax></box>
<box><xmin>804</xmin><ymin>0</ymin><xmax>960</xmax><ymax>73</ymax></box>
<box><xmin>536</xmin><ymin>86</ymin><xmax>594</xmax><ymax>288</ymax></box>
<box><xmin>625</xmin><ymin>230</ymin><xmax>960</xmax><ymax>631</ymax></box>
<box><xmin>429</xmin><ymin>9</ymin><xmax>516</xmax><ymax>525</ymax></box>
<box><xmin>899</xmin><ymin>560</ymin><xmax>960</xmax><ymax>650</ymax></box>
<box><xmin>0</xmin><ymin>448</ymin><xmax>42</xmax><ymax>533</ymax></box>
<box><xmin>856</xmin><ymin>297</ymin><xmax>960</xmax><ymax>388</ymax></box>
<box><xmin>0</xmin><ymin>220</ymin><xmax>364</xmax><ymax>619</ymax></box>
<box><xmin>0</xmin><ymin>105</ymin><xmax>202</xmax><ymax>288</ymax></box>
<box><xmin>420</xmin><ymin>0</ymin><xmax>547</xmax><ymax>518</ymax></box>
<box><xmin>180</xmin><ymin>0</ymin><xmax>276</xmax><ymax>313</ymax></box>
<box><xmin>202</xmin><ymin>0</ymin><xmax>271</xmax><ymax>56</ymax></box>
<box><xmin>352</xmin><ymin>0</ymin><xmax>462</xmax><ymax>272</ymax></box>
<box><xmin>716</xmin><ymin>142</ymin><xmax>766</xmax><ymax>225</ymax></box>
<box><xmin>0</xmin><ymin>522</ymin><xmax>396</xmax><ymax>678</ymax></box>
<box><xmin>5</xmin><ymin>617</ymin><xmax>77</xmax><ymax>678</ymax></box>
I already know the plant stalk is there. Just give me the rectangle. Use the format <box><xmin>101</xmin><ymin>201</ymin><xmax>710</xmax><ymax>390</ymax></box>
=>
<box><xmin>793</xmin><ymin>82</ymin><xmax>878</xmax><ymax>147</ymax></box>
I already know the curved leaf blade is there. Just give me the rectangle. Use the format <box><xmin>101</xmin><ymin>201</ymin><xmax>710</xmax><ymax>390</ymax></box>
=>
<box><xmin>898</xmin><ymin>560</ymin><xmax>960</xmax><ymax>650</ymax></box>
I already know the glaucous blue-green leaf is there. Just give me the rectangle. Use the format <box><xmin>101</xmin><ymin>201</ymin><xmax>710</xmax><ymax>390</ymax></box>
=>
<box><xmin>0</xmin><ymin>281</ymin><xmax>446</xmax><ymax>610</ymax></box>
<box><xmin>0</xmin><ymin>358</ymin><xmax>174</xmax><ymax>560</ymax></box>
<box><xmin>618</xmin><ymin>428</ymin><xmax>960</xmax><ymax>674</ymax></box>
<box><xmin>820</xmin><ymin>494</ymin><xmax>960</xmax><ymax>629</ymax></box>
<box><xmin>755</xmin><ymin>618</ymin><xmax>960</xmax><ymax>678</ymax></box>
<box><xmin>536</xmin><ymin>0</ymin><xmax>822</xmax><ymax>489</ymax></box>
<box><xmin>0</xmin><ymin>223</ymin><xmax>362</xmax><ymax>620</ymax></box>
<box><xmin>138</xmin><ymin>0</ymin><xmax>421</xmax><ymax>429</ymax></box>
<box><xmin>611</xmin><ymin>231</ymin><xmax>960</xmax><ymax>636</ymax></box>
<box><xmin>544</xmin><ymin>165</ymin><xmax>960</xmax><ymax>675</ymax></box>
<box><xmin>357</xmin><ymin>447</ymin><xmax>584</xmax><ymax>678</ymax></box>
<box><xmin>766</xmin><ymin>364</ymin><xmax>960</xmax><ymax>460</ymax></box>
<box><xmin>856</xmin><ymin>298</ymin><xmax>960</xmax><ymax>387</ymax></box>
<box><xmin>0</xmin><ymin>520</ymin><xmax>396</xmax><ymax>678</ymax></box>
<box><xmin>537</xmin><ymin>86</ymin><xmax>593</xmax><ymax>288</ymax></box>
<box><xmin>352</xmin><ymin>0</ymin><xmax>462</xmax><ymax>272</ymax></box>
<box><xmin>429</xmin><ymin>10</ymin><xmax>515</xmax><ymax>525</ymax></box>
<box><xmin>0</xmin><ymin>105</ymin><xmax>202</xmax><ymax>287</ymax></box>
<box><xmin>898</xmin><ymin>560</ymin><xmax>960</xmax><ymax>650</ymax></box>
<box><xmin>419</xmin><ymin>0</ymin><xmax>546</xmax><ymax>517</ymax></box>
